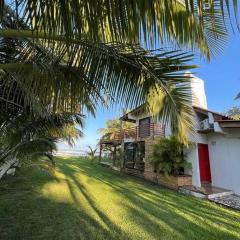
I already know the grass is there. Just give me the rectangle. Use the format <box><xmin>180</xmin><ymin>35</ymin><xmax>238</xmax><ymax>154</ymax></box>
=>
<box><xmin>0</xmin><ymin>157</ymin><xmax>240</xmax><ymax>240</ymax></box>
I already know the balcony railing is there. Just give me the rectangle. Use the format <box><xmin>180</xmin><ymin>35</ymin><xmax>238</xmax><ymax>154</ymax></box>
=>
<box><xmin>138</xmin><ymin>123</ymin><xmax>165</xmax><ymax>138</ymax></box>
<box><xmin>101</xmin><ymin>123</ymin><xmax>165</xmax><ymax>143</ymax></box>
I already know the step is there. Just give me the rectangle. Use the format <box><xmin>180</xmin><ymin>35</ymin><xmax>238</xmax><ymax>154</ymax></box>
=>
<box><xmin>178</xmin><ymin>187</ymin><xmax>207</xmax><ymax>199</ymax></box>
<box><xmin>207</xmin><ymin>190</ymin><xmax>234</xmax><ymax>199</ymax></box>
<box><xmin>179</xmin><ymin>185</ymin><xmax>233</xmax><ymax>199</ymax></box>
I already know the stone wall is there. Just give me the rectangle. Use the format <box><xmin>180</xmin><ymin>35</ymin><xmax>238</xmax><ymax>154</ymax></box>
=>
<box><xmin>157</xmin><ymin>174</ymin><xmax>192</xmax><ymax>190</ymax></box>
<box><xmin>143</xmin><ymin>137</ymin><xmax>161</xmax><ymax>182</ymax></box>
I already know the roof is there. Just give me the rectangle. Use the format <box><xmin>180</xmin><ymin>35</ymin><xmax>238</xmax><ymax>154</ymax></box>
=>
<box><xmin>120</xmin><ymin>104</ymin><xmax>231</xmax><ymax>122</ymax></box>
<box><xmin>217</xmin><ymin>119</ymin><xmax>240</xmax><ymax>122</ymax></box>
<box><xmin>192</xmin><ymin>105</ymin><xmax>230</xmax><ymax>119</ymax></box>
<box><xmin>119</xmin><ymin>104</ymin><xmax>145</xmax><ymax>122</ymax></box>
<box><xmin>217</xmin><ymin>119</ymin><xmax>240</xmax><ymax>128</ymax></box>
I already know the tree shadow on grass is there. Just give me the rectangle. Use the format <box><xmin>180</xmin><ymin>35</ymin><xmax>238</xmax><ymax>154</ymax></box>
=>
<box><xmin>0</xmin><ymin>191</ymin><xmax>121</xmax><ymax>240</ymax></box>
<box><xmin>64</xmin><ymin>177</ymin><xmax>129</xmax><ymax>240</ymax></box>
<box><xmin>0</xmin><ymin>159</ymin><xmax>129</xmax><ymax>240</ymax></box>
<box><xmin>1</xmin><ymin>157</ymin><xmax>239</xmax><ymax>240</ymax></box>
<box><xmin>59</xmin><ymin>157</ymin><xmax>240</xmax><ymax>240</ymax></box>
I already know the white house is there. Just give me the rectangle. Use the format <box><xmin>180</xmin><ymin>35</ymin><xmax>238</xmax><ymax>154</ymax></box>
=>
<box><xmin>119</xmin><ymin>74</ymin><xmax>240</xmax><ymax>196</ymax></box>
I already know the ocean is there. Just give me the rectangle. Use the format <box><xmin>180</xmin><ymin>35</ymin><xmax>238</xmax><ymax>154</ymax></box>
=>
<box><xmin>55</xmin><ymin>149</ymin><xmax>87</xmax><ymax>157</ymax></box>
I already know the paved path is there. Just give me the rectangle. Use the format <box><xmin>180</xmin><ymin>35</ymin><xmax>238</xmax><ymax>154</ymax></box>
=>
<box><xmin>211</xmin><ymin>195</ymin><xmax>240</xmax><ymax>211</ymax></box>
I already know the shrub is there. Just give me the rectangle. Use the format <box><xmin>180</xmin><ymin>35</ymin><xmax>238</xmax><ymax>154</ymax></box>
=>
<box><xmin>150</xmin><ymin>136</ymin><xmax>191</xmax><ymax>175</ymax></box>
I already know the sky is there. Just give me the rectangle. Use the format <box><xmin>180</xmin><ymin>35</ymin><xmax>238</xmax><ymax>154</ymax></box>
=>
<box><xmin>58</xmin><ymin>33</ymin><xmax>240</xmax><ymax>151</ymax></box>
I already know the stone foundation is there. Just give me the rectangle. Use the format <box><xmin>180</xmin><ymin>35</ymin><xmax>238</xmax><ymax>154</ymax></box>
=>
<box><xmin>157</xmin><ymin>174</ymin><xmax>192</xmax><ymax>190</ymax></box>
<box><xmin>143</xmin><ymin>137</ymin><xmax>160</xmax><ymax>182</ymax></box>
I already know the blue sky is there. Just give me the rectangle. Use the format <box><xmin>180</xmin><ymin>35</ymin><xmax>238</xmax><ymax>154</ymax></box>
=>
<box><xmin>197</xmin><ymin>34</ymin><xmax>240</xmax><ymax>112</ymax></box>
<box><xmin>59</xmin><ymin>33</ymin><xmax>240</xmax><ymax>151</ymax></box>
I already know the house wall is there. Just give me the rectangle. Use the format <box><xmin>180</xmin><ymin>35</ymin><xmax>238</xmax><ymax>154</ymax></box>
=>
<box><xmin>133</xmin><ymin>112</ymin><xmax>152</xmax><ymax>126</ymax></box>
<box><xmin>185</xmin><ymin>144</ymin><xmax>201</xmax><ymax>187</ymax></box>
<box><xmin>208</xmin><ymin>129</ymin><xmax>240</xmax><ymax>195</ymax></box>
<box><xmin>185</xmin><ymin>72</ymin><xmax>208</xmax><ymax>109</ymax></box>
<box><xmin>143</xmin><ymin>138</ymin><xmax>158</xmax><ymax>182</ymax></box>
<box><xmin>127</xmin><ymin>109</ymin><xmax>208</xmax><ymax>187</ymax></box>
<box><xmin>122</xmin><ymin>75</ymin><xmax>240</xmax><ymax>194</ymax></box>
<box><xmin>185</xmin><ymin>132</ymin><xmax>208</xmax><ymax>187</ymax></box>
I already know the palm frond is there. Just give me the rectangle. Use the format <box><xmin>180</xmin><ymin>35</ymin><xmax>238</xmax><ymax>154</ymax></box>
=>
<box><xmin>1</xmin><ymin>111</ymin><xmax>84</xmax><ymax>146</ymax></box>
<box><xmin>1</xmin><ymin>0</ymin><xmax>237</xmax><ymax>58</ymax></box>
<box><xmin>147</xmin><ymin>75</ymin><xmax>194</xmax><ymax>145</ymax></box>
<box><xmin>0</xmin><ymin>34</ymin><xmax>197</xmax><ymax>112</ymax></box>
<box><xmin>0</xmin><ymin>1</ymin><xmax>234</xmax><ymax>143</ymax></box>
<box><xmin>0</xmin><ymin>32</ymin><xmax>197</xmax><ymax>140</ymax></box>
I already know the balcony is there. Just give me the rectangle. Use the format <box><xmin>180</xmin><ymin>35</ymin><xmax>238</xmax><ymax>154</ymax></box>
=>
<box><xmin>138</xmin><ymin>122</ymin><xmax>165</xmax><ymax>139</ymax></box>
<box><xmin>100</xmin><ymin>123</ymin><xmax>165</xmax><ymax>144</ymax></box>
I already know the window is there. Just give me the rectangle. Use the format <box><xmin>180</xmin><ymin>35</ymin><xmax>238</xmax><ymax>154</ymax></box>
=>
<box><xmin>124</xmin><ymin>141</ymin><xmax>145</xmax><ymax>171</ymax></box>
<box><xmin>139</xmin><ymin>117</ymin><xmax>150</xmax><ymax>138</ymax></box>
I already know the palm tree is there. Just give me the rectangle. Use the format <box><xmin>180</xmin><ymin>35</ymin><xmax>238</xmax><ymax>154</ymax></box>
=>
<box><xmin>0</xmin><ymin>0</ymin><xmax>238</xmax><ymax>143</ymax></box>
<box><xmin>0</xmin><ymin>109</ymin><xmax>84</xmax><ymax>165</ymax></box>
<box><xmin>98</xmin><ymin>118</ymin><xmax>135</xmax><ymax>141</ymax></box>
<box><xmin>86</xmin><ymin>145</ymin><xmax>98</xmax><ymax>160</ymax></box>
<box><xmin>0</xmin><ymin>32</ymin><xmax>84</xmax><ymax>166</ymax></box>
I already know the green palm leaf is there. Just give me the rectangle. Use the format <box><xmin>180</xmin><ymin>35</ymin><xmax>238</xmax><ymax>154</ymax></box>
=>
<box><xmin>0</xmin><ymin>110</ymin><xmax>84</xmax><ymax>163</ymax></box>
<box><xmin>1</xmin><ymin>0</ymin><xmax>237</xmax><ymax>58</ymax></box>
<box><xmin>0</xmin><ymin>39</ymin><xmax>197</xmax><ymax>135</ymax></box>
<box><xmin>0</xmin><ymin>0</ymin><xmax>237</xmax><ymax>143</ymax></box>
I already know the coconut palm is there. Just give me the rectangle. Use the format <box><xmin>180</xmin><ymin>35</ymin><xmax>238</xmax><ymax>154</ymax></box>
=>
<box><xmin>0</xmin><ymin>109</ymin><xmax>84</xmax><ymax>165</ymax></box>
<box><xmin>0</xmin><ymin>1</ymin><xmax>236</xmax><ymax>56</ymax></box>
<box><xmin>0</xmin><ymin>0</ymin><xmax>238</xmax><ymax>142</ymax></box>
<box><xmin>98</xmin><ymin>118</ymin><xmax>135</xmax><ymax>141</ymax></box>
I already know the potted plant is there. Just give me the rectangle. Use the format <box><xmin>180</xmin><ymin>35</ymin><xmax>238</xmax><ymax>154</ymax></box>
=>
<box><xmin>150</xmin><ymin>136</ymin><xmax>192</xmax><ymax>189</ymax></box>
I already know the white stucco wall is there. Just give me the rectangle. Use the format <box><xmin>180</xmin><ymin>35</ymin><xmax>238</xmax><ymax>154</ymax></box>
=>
<box><xmin>185</xmin><ymin>132</ymin><xmax>208</xmax><ymax>187</ymax></box>
<box><xmin>185</xmin><ymin>72</ymin><xmax>208</xmax><ymax>109</ymax></box>
<box><xmin>208</xmin><ymin>130</ymin><xmax>240</xmax><ymax>195</ymax></box>
<box><xmin>185</xmin><ymin>144</ymin><xmax>201</xmax><ymax>187</ymax></box>
<box><xmin>188</xmin><ymin>130</ymin><xmax>208</xmax><ymax>144</ymax></box>
<box><xmin>133</xmin><ymin>112</ymin><xmax>152</xmax><ymax>126</ymax></box>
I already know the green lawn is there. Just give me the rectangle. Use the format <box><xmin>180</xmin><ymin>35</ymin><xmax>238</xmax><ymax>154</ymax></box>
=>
<box><xmin>0</xmin><ymin>157</ymin><xmax>239</xmax><ymax>240</ymax></box>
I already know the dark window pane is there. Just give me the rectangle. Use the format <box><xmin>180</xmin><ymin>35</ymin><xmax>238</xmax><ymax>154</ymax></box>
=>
<box><xmin>139</xmin><ymin>117</ymin><xmax>150</xmax><ymax>138</ymax></box>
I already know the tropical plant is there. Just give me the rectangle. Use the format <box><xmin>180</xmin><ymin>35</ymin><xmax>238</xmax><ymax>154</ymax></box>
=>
<box><xmin>98</xmin><ymin>117</ymin><xmax>134</xmax><ymax>167</ymax></box>
<box><xmin>98</xmin><ymin>118</ymin><xmax>135</xmax><ymax>141</ymax></box>
<box><xmin>0</xmin><ymin>108</ymin><xmax>84</xmax><ymax>166</ymax></box>
<box><xmin>86</xmin><ymin>145</ymin><xmax>98</xmax><ymax>161</ymax></box>
<box><xmin>150</xmin><ymin>136</ymin><xmax>191</xmax><ymax>175</ymax></box>
<box><xmin>0</xmin><ymin>0</ymin><xmax>238</xmax><ymax>143</ymax></box>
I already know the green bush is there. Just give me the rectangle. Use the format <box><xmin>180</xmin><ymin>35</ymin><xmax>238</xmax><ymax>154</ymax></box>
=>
<box><xmin>150</xmin><ymin>136</ymin><xmax>191</xmax><ymax>175</ymax></box>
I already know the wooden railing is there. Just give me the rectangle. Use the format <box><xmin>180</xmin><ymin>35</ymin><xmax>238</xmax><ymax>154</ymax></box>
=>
<box><xmin>103</xmin><ymin>123</ymin><xmax>165</xmax><ymax>142</ymax></box>
<box><xmin>137</xmin><ymin>123</ymin><xmax>165</xmax><ymax>139</ymax></box>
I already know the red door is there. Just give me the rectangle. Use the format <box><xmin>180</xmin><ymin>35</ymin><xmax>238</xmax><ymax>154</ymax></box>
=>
<box><xmin>198</xmin><ymin>144</ymin><xmax>212</xmax><ymax>182</ymax></box>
